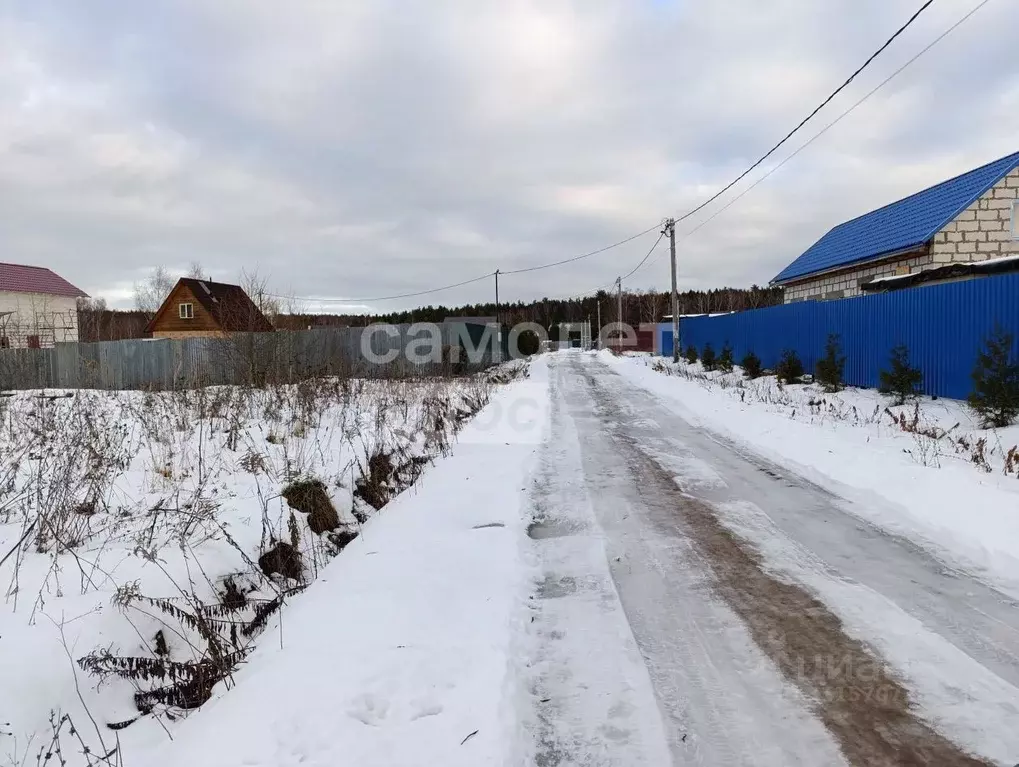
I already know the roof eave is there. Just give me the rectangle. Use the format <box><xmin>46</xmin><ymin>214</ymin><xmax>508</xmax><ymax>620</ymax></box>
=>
<box><xmin>0</xmin><ymin>287</ymin><xmax>89</xmax><ymax>299</ymax></box>
<box><xmin>770</xmin><ymin>242</ymin><xmax>930</xmax><ymax>287</ymax></box>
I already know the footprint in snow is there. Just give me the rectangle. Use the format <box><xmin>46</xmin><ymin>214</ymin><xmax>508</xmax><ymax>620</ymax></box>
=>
<box><xmin>347</xmin><ymin>693</ymin><xmax>390</xmax><ymax>726</ymax></box>
<box><xmin>409</xmin><ymin>698</ymin><xmax>444</xmax><ymax>721</ymax></box>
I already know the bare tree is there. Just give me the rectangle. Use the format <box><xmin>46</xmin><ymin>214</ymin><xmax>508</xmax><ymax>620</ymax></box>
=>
<box><xmin>639</xmin><ymin>289</ymin><xmax>665</xmax><ymax>325</ymax></box>
<box><xmin>134</xmin><ymin>266</ymin><xmax>175</xmax><ymax>317</ymax></box>
<box><xmin>76</xmin><ymin>298</ymin><xmax>104</xmax><ymax>342</ymax></box>
<box><xmin>278</xmin><ymin>290</ymin><xmax>306</xmax><ymax>321</ymax></box>
<box><xmin>187</xmin><ymin>262</ymin><xmax>206</xmax><ymax>280</ymax></box>
<box><xmin>239</xmin><ymin>267</ymin><xmax>281</xmax><ymax>326</ymax></box>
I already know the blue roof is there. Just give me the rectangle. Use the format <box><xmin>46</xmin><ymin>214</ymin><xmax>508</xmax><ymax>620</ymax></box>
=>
<box><xmin>773</xmin><ymin>150</ymin><xmax>1019</xmax><ymax>284</ymax></box>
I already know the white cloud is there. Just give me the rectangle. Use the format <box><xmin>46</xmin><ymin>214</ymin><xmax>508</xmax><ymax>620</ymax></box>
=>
<box><xmin>0</xmin><ymin>0</ymin><xmax>1015</xmax><ymax>310</ymax></box>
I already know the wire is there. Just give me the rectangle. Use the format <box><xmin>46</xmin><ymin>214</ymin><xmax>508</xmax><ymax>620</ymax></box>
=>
<box><xmin>282</xmin><ymin>271</ymin><xmax>496</xmax><ymax>304</ymax></box>
<box><xmin>671</xmin><ymin>0</ymin><xmax>936</xmax><ymax>228</ymax></box>
<box><xmin>634</xmin><ymin>0</ymin><xmax>992</xmax><ymax>277</ymax></box>
<box><xmin>500</xmin><ymin>223</ymin><xmax>662</xmax><ymax>275</ymax></box>
<box><xmin>506</xmin><ymin>231</ymin><xmax>665</xmax><ymax>303</ymax></box>
<box><xmin>263</xmin><ymin>0</ymin><xmax>942</xmax><ymax>307</ymax></box>
<box><xmin>271</xmin><ymin>223</ymin><xmax>662</xmax><ymax>304</ymax></box>
<box><xmin>561</xmin><ymin>278</ymin><xmax>620</xmax><ymax>302</ymax></box>
<box><xmin>622</xmin><ymin>231</ymin><xmax>665</xmax><ymax>281</ymax></box>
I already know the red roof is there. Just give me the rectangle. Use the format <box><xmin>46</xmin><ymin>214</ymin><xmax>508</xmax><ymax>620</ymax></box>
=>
<box><xmin>0</xmin><ymin>262</ymin><xmax>88</xmax><ymax>298</ymax></box>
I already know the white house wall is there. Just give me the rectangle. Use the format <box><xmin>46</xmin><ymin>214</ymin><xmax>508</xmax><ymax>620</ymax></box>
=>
<box><xmin>782</xmin><ymin>252</ymin><xmax>932</xmax><ymax>302</ymax></box>
<box><xmin>931</xmin><ymin>167</ymin><xmax>1019</xmax><ymax>264</ymax></box>
<box><xmin>0</xmin><ymin>292</ymin><xmax>80</xmax><ymax>347</ymax></box>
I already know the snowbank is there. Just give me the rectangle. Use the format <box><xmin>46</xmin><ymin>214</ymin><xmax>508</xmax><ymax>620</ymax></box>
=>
<box><xmin>143</xmin><ymin>364</ymin><xmax>549</xmax><ymax>767</ymax></box>
<box><xmin>604</xmin><ymin>352</ymin><xmax>1019</xmax><ymax>592</ymax></box>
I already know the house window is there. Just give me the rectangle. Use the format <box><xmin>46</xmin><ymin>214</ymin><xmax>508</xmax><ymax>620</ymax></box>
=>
<box><xmin>26</xmin><ymin>335</ymin><xmax>40</xmax><ymax>349</ymax></box>
<box><xmin>0</xmin><ymin>336</ymin><xmax>8</xmax><ymax>349</ymax></box>
<box><xmin>1011</xmin><ymin>200</ymin><xmax>1019</xmax><ymax>241</ymax></box>
<box><xmin>179</xmin><ymin>303</ymin><xmax>195</xmax><ymax>319</ymax></box>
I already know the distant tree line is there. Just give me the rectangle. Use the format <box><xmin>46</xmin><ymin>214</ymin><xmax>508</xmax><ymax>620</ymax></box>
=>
<box><xmin>77</xmin><ymin>285</ymin><xmax>784</xmax><ymax>342</ymax></box>
<box><xmin>277</xmin><ymin>285</ymin><xmax>783</xmax><ymax>331</ymax></box>
<box><xmin>77</xmin><ymin>299</ymin><xmax>150</xmax><ymax>342</ymax></box>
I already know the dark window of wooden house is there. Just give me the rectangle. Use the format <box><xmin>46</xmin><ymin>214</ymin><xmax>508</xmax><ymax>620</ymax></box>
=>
<box><xmin>179</xmin><ymin>303</ymin><xmax>195</xmax><ymax>319</ymax></box>
<box><xmin>26</xmin><ymin>335</ymin><xmax>41</xmax><ymax>349</ymax></box>
<box><xmin>0</xmin><ymin>336</ymin><xmax>9</xmax><ymax>349</ymax></box>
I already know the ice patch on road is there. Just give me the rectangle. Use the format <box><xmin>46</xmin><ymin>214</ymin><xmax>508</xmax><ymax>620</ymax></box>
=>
<box><xmin>713</xmin><ymin>499</ymin><xmax>1019</xmax><ymax>765</ymax></box>
<box><xmin>638</xmin><ymin>439</ymin><xmax>726</xmax><ymax>491</ymax></box>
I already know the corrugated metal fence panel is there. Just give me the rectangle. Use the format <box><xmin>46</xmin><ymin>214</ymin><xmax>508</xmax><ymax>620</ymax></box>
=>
<box><xmin>661</xmin><ymin>328</ymin><xmax>675</xmax><ymax>359</ymax></box>
<box><xmin>0</xmin><ymin>321</ymin><xmax>505</xmax><ymax>391</ymax></box>
<box><xmin>673</xmin><ymin>274</ymin><xmax>1019</xmax><ymax>400</ymax></box>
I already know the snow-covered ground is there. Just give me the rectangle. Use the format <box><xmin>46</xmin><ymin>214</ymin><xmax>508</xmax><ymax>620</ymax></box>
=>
<box><xmin>605</xmin><ymin>351</ymin><xmax>1019</xmax><ymax>594</ymax></box>
<box><xmin>0</xmin><ymin>369</ymin><xmax>527</xmax><ymax>767</ymax></box>
<box><xmin>144</xmin><ymin>365</ymin><xmax>549</xmax><ymax>767</ymax></box>
<box><xmin>7</xmin><ymin>350</ymin><xmax>1018</xmax><ymax>766</ymax></box>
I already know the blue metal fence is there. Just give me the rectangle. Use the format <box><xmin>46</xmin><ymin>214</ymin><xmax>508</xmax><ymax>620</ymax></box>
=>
<box><xmin>665</xmin><ymin>273</ymin><xmax>1019</xmax><ymax>400</ymax></box>
<box><xmin>660</xmin><ymin>325</ymin><xmax>676</xmax><ymax>359</ymax></box>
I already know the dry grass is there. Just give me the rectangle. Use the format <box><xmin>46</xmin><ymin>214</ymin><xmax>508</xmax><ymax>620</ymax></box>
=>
<box><xmin>0</xmin><ymin>360</ymin><xmax>513</xmax><ymax>745</ymax></box>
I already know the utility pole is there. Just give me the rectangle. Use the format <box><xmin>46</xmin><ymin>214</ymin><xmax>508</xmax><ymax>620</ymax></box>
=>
<box><xmin>596</xmin><ymin>301</ymin><xmax>602</xmax><ymax>350</ymax></box>
<box><xmin>494</xmin><ymin>269</ymin><xmax>500</xmax><ymax>321</ymax></box>
<box><xmin>494</xmin><ymin>269</ymin><xmax>501</xmax><ymax>359</ymax></box>
<box><xmin>616</xmin><ymin>277</ymin><xmax>623</xmax><ymax>354</ymax></box>
<box><xmin>665</xmin><ymin>218</ymin><xmax>679</xmax><ymax>362</ymax></box>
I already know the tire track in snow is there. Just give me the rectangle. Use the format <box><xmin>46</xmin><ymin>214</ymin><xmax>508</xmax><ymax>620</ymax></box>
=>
<box><xmin>577</xmin><ymin>354</ymin><xmax>996</xmax><ymax>766</ymax></box>
<box><xmin>519</xmin><ymin>360</ymin><xmax>674</xmax><ymax>766</ymax></box>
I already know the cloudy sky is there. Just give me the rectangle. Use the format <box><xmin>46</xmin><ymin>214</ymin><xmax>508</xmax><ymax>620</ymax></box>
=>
<box><xmin>1</xmin><ymin>0</ymin><xmax>1016</xmax><ymax>313</ymax></box>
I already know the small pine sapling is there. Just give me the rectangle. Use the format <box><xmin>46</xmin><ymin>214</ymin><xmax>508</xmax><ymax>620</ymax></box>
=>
<box><xmin>701</xmin><ymin>343</ymin><xmax>717</xmax><ymax>371</ymax></box>
<box><xmin>719</xmin><ymin>342</ymin><xmax>734</xmax><ymax>373</ymax></box>
<box><xmin>879</xmin><ymin>344</ymin><xmax>923</xmax><ymax>405</ymax></box>
<box><xmin>684</xmin><ymin>344</ymin><xmax>698</xmax><ymax>365</ymax></box>
<box><xmin>814</xmin><ymin>334</ymin><xmax>846</xmax><ymax>393</ymax></box>
<box><xmin>741</xmin><ymin>351</ymin><xmax>762</xmax><ymax>379</ymax></box>
<box><xmin>968</xmin><ymin>325</ymin><xmax>1019</xmax><ymax>428</ymax></box>
<box><xmin>776</xmin><ymin>349</ymin><xmax>804</xmax><ymax>384</ymax></box>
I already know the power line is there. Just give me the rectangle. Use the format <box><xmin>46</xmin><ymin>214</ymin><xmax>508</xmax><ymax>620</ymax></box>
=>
<box><xmin>622</xmin><ymin>231</ymin><xmax>665</xmax><ymax>281</ymax></box>
<box><xmin>508</xmin><ymin>232</ymin><xmax>665</xmax><ymax>303</ymax></box>
<box><xmin>500</xmin><ymin>223</ymin><xmax>662</xmax><ymax>275</ymax></box>
<box><xmin>282</xmin><ymin>271</ymin><xmax>495</xmax><ymax>304</ymax></box>
<box><xmin>265</xmin><ymin>0</ymin><xmax>944</xmax><ymax>308</ymax></box>
<box><xmin>634</xmin><ymin>0</ymin><xmax>992</xmax><ymax>278</ymax></box>
<box><xmin>272</xmin><ymin>223</ymin><xmax>662</xmax><ymax>304</ymax></box>
<box><xmin>671</xmin><ymin>0</ymin><xmax>936</xmax><ymax>228</ymax></box>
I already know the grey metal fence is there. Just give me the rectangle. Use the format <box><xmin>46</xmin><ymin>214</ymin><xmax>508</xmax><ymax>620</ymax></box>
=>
<box><xmin>0</xmin><ymin>323</ymin><xmax>500</xmax><ymax>391</ymax></box>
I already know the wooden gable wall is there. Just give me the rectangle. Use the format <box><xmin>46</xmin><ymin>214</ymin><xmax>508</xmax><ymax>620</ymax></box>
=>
<box><xmin>148</xmin><ymin>282</ymin><xmax>222</xmax><ymax>334</ymax></box>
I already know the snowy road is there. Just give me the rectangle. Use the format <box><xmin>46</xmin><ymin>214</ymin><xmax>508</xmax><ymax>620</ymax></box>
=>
<box><xmin>523</xmin><ymin>353</ymin><xmax>1019</xmax><ymax>766</ymax></box>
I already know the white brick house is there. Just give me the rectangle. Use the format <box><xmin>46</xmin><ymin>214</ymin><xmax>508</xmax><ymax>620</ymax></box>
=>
<box><xmin>772</xmin><ymin>152</ymin><xmax>1019</xmax><ymax>302</ymax></box>
<box><xmin>0</xmin><ymin>262</ymin><xmax>88</xmax><ymax>348</ymax></box>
